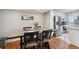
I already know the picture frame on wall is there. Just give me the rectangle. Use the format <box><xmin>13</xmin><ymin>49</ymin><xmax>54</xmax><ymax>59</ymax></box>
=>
<box><xmin>21</xmin><ymin>15</ymin><xmax>34</xmax><ymax>20</ymax></box>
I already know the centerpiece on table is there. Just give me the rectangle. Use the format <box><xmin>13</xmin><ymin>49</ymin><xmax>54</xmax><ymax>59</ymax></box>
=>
<box><xmin>34</xmin><ymin>22</ymin><xmax>39</xmax><ymax>30</ymax></box>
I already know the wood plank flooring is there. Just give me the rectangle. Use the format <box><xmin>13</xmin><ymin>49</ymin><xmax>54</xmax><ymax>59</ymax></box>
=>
<box><xmin>49</xmin><ymin>36</ymin><xmax>79</xmax><ymax>49</ymax></box>
<box><xmin>5</xmin><ymin>36</ymin><xmax>79</xmax><ymax>49</ymax></box>
<box><xmin>5</xmin><ymin>40</ymin><xmax>20</xmax><ymax>49</ymax></box>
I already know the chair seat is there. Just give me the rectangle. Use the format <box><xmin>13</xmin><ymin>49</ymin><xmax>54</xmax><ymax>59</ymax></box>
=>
<box><xmin>43</xmin><ymin>39</ymin><xmax>50</xmax><ymax>43</ymax></box>
<box><xmin>26</xmin><ymin>42</ymin><xmax>37</xmax><ymax>47</ymax></box>
<box><xmin>27</xmin><ymin>43</ymin><xmax>37</xmax><ymax>47</ymax></box>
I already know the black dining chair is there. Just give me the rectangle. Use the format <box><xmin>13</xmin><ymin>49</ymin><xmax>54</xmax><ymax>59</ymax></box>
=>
<box><xmin>0</xmin><ymin>37</ymin><xmax>6</xmax><ymax>49</ymax></box>
<box><xmin>23</xmin><ymin>31</ymin><xmax>39</xmax><ymax>49</ymax></box>
<box><xmin>41</xmin><ymin>29</ymin><xmax>52</xmax><ymax>49</ymax></box>
<box><xmin>42</xmin><ymin>29</ymin><xmax>52</xmax><ymax>42</ymax></box>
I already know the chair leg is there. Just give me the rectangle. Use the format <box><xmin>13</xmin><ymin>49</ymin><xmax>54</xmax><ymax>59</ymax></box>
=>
<box><xmin>2</xmin><ymin>46</ymin><xmax>5</xmax><ymax>49</ymax></box>
<box><xmin>20</xmin><ymin>36</ymin><xmax>23</xmax><ymax>49</ymax></box>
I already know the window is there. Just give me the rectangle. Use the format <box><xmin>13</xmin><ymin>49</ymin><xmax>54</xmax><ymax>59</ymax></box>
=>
<box><xmin>68</xmin><ymin>16</ymin><xmax>79</xmax><ymax>27</ymax></box>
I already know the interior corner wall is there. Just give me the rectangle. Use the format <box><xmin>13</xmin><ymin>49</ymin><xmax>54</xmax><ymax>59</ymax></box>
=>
<box><xmin>44</xmin><ymin>10</ymin><xmax>66</xmax><ymax>30</ymax></box>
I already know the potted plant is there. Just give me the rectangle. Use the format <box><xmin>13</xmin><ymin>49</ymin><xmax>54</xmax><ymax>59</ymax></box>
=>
<box><xmin>34</xmin><ymin>22</ymin><xmax>39</xmax><ymax>30</ymax></box>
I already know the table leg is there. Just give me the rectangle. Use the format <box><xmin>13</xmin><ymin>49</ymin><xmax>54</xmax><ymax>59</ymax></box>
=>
<box><xmin>20</xmin><ymin>36</ymin><xmax>23</xmax><ymax>49</ymax></box>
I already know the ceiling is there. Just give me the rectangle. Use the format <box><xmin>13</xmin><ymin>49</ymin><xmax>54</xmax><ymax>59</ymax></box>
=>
<box><xmin>54</xmin><ymin>9</ymin><xmax>78</xmax><ymax>13</ymax></box>
<box><xmin>11</xmin><ymin>9</ymin><xmax>78</xmax><ymax>13</ymax></box>
<box><xmin>12</xmin><ymin>9</ymin><xmax>49</xmax><ymax>13</ymax></box>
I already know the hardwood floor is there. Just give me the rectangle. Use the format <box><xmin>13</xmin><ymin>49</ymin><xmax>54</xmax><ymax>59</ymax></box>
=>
<box><xmin>5</xmin><ymin>40</ymin><xmax>20</xmax><ymax>49</ymax></box>
<box><xmin>5</xmin><ymin>35</ymin><xmax>79</xmax><ymax>49</ymax></box>
<box><xmin>69</xmin><ymin>44</ymin><xmax>79</xmax><ymax>49</ymax></box>
<box><xmin>49</xmin><ymin>36</ymin><xmax>79</xmax><ymax>49</ymax></box>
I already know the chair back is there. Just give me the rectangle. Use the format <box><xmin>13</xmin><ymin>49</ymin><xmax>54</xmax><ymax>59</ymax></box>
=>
<box><xmin>0</xmin><ymin>37</ymin><xmax>6</xmax><ymax>49</ymax></box>
<box><xmin>24</xmin><ymin>31</ymin><xmax>39</xmax><ymax>48</ymax></box>
<box><xmin>42</xmin><ymin>29</ymin><xmax>52</xmax><ymax>40</ymax></box>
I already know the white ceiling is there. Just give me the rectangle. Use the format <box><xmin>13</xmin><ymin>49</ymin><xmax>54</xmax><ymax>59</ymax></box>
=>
<box><xmin>54</xmin><ymin>9</ymin><xmax>78</xmax><ymax>13</ymax></box>
<box><xmin>12</xmin><ymin>9</ymin><xmax>49</xmax><ymax>13</ymax></box>
<box><xmin>11</xmin><ymin>9</ymin><xmax>78</xmax><ymax>13</ymax></box>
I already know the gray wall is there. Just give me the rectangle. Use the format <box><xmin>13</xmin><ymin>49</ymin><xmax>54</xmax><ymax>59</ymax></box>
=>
<box><xmin>0</xmin><ymin>10</ymin><xmax>45</xmax><ymax>36</ymax></box>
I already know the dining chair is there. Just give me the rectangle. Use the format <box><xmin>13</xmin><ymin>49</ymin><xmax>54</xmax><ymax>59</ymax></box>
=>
<box><xmin>42</xmin><ymin>29</ymin><xmax>52</xmax><ymax>42</ymax></box>
<box><xmin>0</xmin><ymin>37</ymin><xmax>6</xmax><ymax>49</ymax></box>
<box><xmin>41</xmin><ymin>29</ymin><xmax>52</xmax><ymax>48</ymax></box>
<box><xmin>23</xmin><ymin>31</ymin><xmax>39</xmax><ymax>49</ymax></box>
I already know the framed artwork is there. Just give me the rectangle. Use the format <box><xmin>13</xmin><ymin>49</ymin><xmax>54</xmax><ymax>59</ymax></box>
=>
<box><xmin>21</xmin><ymin>16</ymin><xmax>34</xmax><ymax>20</ymax></box>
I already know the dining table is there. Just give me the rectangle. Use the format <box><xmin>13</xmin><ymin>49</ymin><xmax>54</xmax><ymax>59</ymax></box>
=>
<box><xmin>6</xmin><ymin>29</ymin><xmax>54</xmax><ymax>49</ymax></box>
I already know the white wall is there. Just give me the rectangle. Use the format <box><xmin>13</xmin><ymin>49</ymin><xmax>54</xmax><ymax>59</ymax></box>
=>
<box><xmin>49</xmin><ymin>10</ymin><xmax>54</xmax><ymax>29</ymax></box>
<box><xmin>44</xmin><ymin>10</ymin><xmax>54</xmax><ymax>29</ymax></box>
<box><xmin>69</xmin><ymin>28</ymin><xmax>79</xmax><ymax>47</ymax></box>
<box><xmin>54</xmin><ymin>11</ymin><xmax>66</xmax><ymax>20</ymax></box>
<box><xmin>0</xmin><ymin>10</ymin><xmax>3</xmax><ymax>37</ymax></box>
<box><xmin>0</xmin><ymin>10</ymin><xmax>45</xmax><ymax>36</ymax></box>
<box><xmin>67</xmin><ymin>10</ymin><xmax>79</xmax><ymax>16</ymax></box>
<box><xmin>44</xmin><ymin>11</ymin><xmax>50</xmax><ymax>29</ymax></box>
<box><xmin>67</xmin><ymin>11</ymin><xmax>79</xmax><ymax>47</ymax></box>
